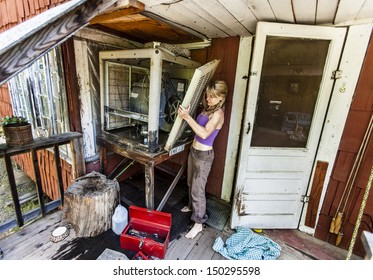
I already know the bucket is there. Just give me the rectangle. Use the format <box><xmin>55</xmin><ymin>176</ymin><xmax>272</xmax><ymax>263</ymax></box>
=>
<box><xmin>3</xmin><ymin>123</ymin><xmax>33</xmax><ymax>146</ymax></box>
<box><xmin>112</xmin><ymin>205</ymin><xmax>128</xmax><ymax>235</ymax></box>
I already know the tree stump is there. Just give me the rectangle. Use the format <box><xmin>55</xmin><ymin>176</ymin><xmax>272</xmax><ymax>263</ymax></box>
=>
<box><xmin>62</xmin><ymin>171</ymin><xmax>120</xmax><ymax>237</ymax></box>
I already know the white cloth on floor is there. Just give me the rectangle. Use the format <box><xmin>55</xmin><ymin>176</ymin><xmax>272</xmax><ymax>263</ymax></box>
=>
<box><xmin>212</xmin><ymin>227</ymin><xmax>281</xmax><ymax>260</ymax></box>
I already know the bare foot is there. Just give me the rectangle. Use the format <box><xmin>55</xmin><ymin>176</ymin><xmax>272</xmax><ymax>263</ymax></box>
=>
<box><xmin>181</xmin><ymin>206</ymin><xmax>192</xmax><ymax>213</ymax></box>
<box><xmin>185</xmin><ymin>223</ymin><xmax>203</xmax><ymax>239</ymax></box>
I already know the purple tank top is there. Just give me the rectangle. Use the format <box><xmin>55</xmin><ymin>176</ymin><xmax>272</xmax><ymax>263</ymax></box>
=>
<box><xmin>194</xmin><ymin>113</ymin><xmax>220</xmax><ymax>146</ymax></box>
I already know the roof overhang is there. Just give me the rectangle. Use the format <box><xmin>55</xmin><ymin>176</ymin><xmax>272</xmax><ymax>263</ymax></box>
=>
<box><xmin>0</xmin><ymin>0</ymin><xmax>117</xmax><ymax>86</ymax></box>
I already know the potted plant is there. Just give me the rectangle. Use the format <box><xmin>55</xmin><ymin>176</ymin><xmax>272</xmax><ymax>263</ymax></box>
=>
<box><xmin>0</xmin><ymin>115</ymin><xmax>33</xmax><ymax>146</ymax></box>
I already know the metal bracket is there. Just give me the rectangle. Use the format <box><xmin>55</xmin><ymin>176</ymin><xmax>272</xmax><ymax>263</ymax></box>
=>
<box><xmin>246</xmin><ymin>122</ymin><xmax>251</xmax><ymax>134</ymax></box>
<box><xmin>301</xmin><ymin>195</ymin><xmax>310</xmax><ymax>203</ymax></box>
<box><xmin>331</xmin><ymin>70</ymin><xmax>343</xmax><ymax>80</ymax></box>
<box><xmin>139</xmin><ymin>238</ymin><xmax>144</xmax><ymax>249</ymax></box>
<box><xmin>250</xmin><ymin>71</ymin><xmax>258</xmax><ymax>76</ymax></box>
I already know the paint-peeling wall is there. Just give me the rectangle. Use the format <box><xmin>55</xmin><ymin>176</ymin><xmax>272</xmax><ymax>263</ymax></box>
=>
<box><xmin>73</xmin><ymin>29</ymin><xmax>143</xmax><ymax>164</ymax></box>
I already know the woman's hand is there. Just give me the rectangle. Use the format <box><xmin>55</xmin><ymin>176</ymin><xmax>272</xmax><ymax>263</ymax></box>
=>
<box><xmin>178</xmin><ymin>104</ymin><xmax>190</xmax><ymax>120</ymax></box>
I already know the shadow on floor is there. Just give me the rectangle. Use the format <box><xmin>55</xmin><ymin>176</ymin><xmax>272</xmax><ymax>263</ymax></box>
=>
<box><xmin>51</xmin><ymin>172</ymin><xmax>195</xmax><ymax>260</ymax></box>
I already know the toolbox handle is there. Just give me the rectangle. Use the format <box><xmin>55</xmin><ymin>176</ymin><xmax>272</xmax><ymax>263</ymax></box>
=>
<box><xmin>139</xmin><ymin>238</ymin><xmax>144</xmax><ymax>249</ymax></box>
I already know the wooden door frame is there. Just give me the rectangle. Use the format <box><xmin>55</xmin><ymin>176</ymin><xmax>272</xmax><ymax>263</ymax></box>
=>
<box><xmin>221</xmin><ymin>36</ymin><xmax>253</xmax><ymax>202</ymax></box>
<box><xmin>299</xmin><ymin>23</ymin><xmax>373</xmax><ymax>234</ymax></box>
<box><xmin>224</xmin><ymin>23</ymin><xmax>372</xmax><ymax>232</ymax></box>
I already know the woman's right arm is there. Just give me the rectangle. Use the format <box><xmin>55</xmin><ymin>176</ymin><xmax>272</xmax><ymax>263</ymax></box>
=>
<box><xmin>178</xmin><ymin>105</ymin><xmax>222</xmax><ymax>139</ymax></box>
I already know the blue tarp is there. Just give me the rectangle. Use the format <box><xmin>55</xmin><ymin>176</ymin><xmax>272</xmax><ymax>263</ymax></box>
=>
<box><xmin>212</xmin><ymin>227</ymin><xmax>281</xmax><ymax>260</ymax></box>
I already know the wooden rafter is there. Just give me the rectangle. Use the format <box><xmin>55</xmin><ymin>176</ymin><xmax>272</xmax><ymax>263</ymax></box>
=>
<box><xmin>89</xmin><ymin>0</ymin><xmax>145</xmax><ymax>25</ymax></box>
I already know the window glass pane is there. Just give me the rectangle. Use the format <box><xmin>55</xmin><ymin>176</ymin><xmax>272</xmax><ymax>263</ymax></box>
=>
<box><xmin>7</xmin><ymin>46</ymin><xmax>70</xmax><ymax>157</ymax></box>
<box><xmin>251</xmin><ymin>36</ymin><xmax>330</xmax><ymax>148</ymax></box>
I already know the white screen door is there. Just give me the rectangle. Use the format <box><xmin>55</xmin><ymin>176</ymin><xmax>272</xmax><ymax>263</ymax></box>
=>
<box><xmin>231</xmin><ymin>22</ymin><xmax>346</xmax><ymax>229</ymax></box>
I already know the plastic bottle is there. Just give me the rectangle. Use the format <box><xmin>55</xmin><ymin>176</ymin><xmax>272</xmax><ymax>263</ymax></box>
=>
<box><xmin>112</xmin><ymin>204</ymin><xmax>128</xmax><ymax>235</ymax></box>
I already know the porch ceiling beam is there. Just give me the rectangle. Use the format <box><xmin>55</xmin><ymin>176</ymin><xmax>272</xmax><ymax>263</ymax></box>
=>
<box><xmin>89</xmin><ymin>0</ymin><xmax>145</xmax><ymax>25</ymax></box>
<box><xmin>0</xmin><ymin>0</ymin><xmax>117</xmax><ymax>86</ymax></box>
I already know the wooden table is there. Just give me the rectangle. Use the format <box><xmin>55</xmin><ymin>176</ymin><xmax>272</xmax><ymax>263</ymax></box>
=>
<box><xmin>96</xmin><ymin>134</ymin><xmax>190</xmax><ymax>211</ymax></box>
<box><xmin>0</xmin><ymin>132</ymin><xmax>84</xmax><ymax>228</ymax></box>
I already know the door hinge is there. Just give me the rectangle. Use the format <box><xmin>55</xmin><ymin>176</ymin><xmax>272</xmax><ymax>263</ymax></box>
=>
<box><xmin>250</xmin><ymin>71</ymin><xmax>258</xmax><ymax>76</ymax></box>
<box><xmin>246</xmin><ymin>122</ymin><xmax>251</xmax><ymax>134</ymax></box>
<box><xmin>301</xmin><ymin>195</ymin><xmax>309</xmax><ymax>203</ymax></box>
<box><xmin>331</xmin><ymin>70</ymin><xmax>342</xmax><ymax>80</ymax></box>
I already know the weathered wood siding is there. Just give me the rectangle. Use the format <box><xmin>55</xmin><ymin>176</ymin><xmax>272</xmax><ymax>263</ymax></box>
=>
<box><xmin>0</xmin><ymin>0</ymin><xmax>68</xmax><ymax>32</ymax></box>
<box><xmin>0</xmin><ymin>0</ymin><xmax>73</xmax><ymax>200</ymax></box>
<box><xmin>315</xmin><ymin>33</ymin><xmax>373</xmax><ymax>257</ymax></box>
<box><xmin>0</xmin><ymin>83</ymin><xmax>12</xmax><ymax>117</ymax></box>
<box><xmin>12</xmin><ymin>147</ymin><xmax>74</xmax><ymax>200</ymax></box>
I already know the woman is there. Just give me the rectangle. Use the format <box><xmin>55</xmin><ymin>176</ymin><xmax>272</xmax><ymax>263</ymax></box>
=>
<box><xmin>178</xmin><ymin>80</ymin><xmax>228</xmax><ymax>239</ymax></box>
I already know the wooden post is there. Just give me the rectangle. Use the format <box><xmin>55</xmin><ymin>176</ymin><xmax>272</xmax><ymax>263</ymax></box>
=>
<box><xmin>53</xmin><ymin>144</ymin><xmax>65</xmax><ymax>206</ymax></box>
<box><xmin>70</xmin><ymin>137</ymin><xmax>86</xmax><ymax>179</ymax></box>
<box><xmin>99</xmin><ymin>145</ymin><xmax>108</xmax><ymax>175</ymax></box>
<box><xmin>147</xmin><ymin>51</ymin><xmax>162</xmax><ymax>152</ymax></box>
<box><xmin>31</xmin><ymin>148</ymin><xmax>46</xmax><ymax>216</ymax></box>
<box><xmin>144</xmin><ymin>164</ymin><xmax>155</xmax><ymax>210</ymax></box>
<box><xmin>305</xmin><ymin>161</ymin><xmax>329</xmax><ymax>228</ymax></box>
<box><xmin>157</xmin><ymin>161</ymin><xmax>186</xmax><ymax>211</ymax></box>
<box><xmin>4</xmin><ymin>155</ymin><xmax>23</xmax><ymax>227</ymax></box>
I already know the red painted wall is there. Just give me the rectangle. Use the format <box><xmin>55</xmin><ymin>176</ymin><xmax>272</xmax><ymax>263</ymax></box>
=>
<box><xmin>189</xmin><ymin>37</ymin><xmax>240</xmax><ymax>199</ymax></box>
<box><xmin>315</xmin><ymin>33</ymin><xmax>373</xmax><ymax>257</ymax></box>
<box><xmin>0</xmin><ymin>0</ymin><xmax>68</xmax><ymax>32</ymax></box>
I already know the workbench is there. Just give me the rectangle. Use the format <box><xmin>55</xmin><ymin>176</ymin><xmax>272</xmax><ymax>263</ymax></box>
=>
<box><xmin>96</xmin><ymin>134</ymin><xmax>190</xmax><ymax>211</ymax></box>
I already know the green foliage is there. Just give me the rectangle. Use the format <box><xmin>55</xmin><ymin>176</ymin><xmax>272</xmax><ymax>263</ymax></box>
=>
<box><xmin>0</xmin><ymin>115</ymin><xmax>29</xmax><ymax>127</ymax></box>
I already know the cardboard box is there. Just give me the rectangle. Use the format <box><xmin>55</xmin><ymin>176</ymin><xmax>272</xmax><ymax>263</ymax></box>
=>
<box><xmin>120</xmin><ymin>205</ymin><xmax>172</xmax><ymax>259</ymax></box>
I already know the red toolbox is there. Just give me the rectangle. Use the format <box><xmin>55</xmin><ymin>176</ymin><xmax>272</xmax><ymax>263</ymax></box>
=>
<box><xmin>120</xmin><ymin>205</ymin><xmax>172</xmax><ymax>259</ymax></box>
<box><xmin>132</xmin><ymin>251</ymin><xmax>150</xmax><ymax>260</ymax></box>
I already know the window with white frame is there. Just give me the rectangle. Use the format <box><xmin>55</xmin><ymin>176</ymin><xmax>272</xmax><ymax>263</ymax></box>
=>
<box><xmin>7</xmin><ymin>46</ymin><xmax>71</xmax><ymax>158</ymax></box>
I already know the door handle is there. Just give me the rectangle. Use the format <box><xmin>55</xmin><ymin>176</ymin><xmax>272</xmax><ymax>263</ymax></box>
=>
<box><xmin>246</xmin><ymin>122</ymin><xmax>251</xmax><ymax>134</ymax></box>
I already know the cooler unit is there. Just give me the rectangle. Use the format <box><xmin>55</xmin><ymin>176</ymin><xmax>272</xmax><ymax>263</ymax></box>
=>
<box><xmin>100</xmin><ymin>46</ymin><xmax>219</xmax><ymax>153</ymax></box>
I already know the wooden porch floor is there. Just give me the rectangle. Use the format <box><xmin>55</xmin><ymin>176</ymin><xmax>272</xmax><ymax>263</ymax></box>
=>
<box><xmin>0</xmin><ymin>168</ymin><xmax>364</xmax><ymax>260</ymax></box>
<box><xmin>0</xmin><ymin>210</ymin><xmax>361</xmax><ymax>260</ymax></box>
